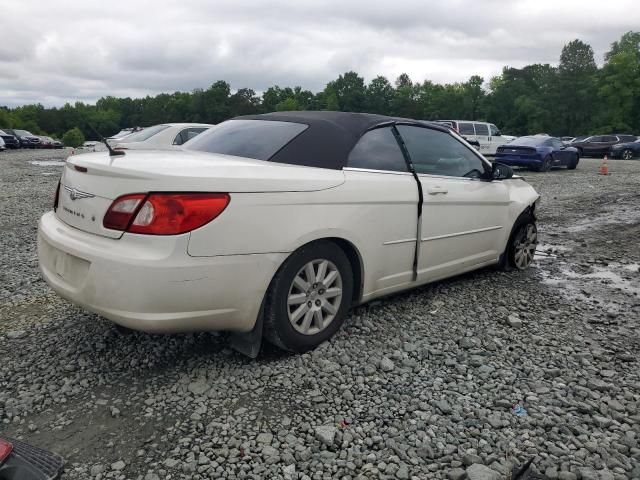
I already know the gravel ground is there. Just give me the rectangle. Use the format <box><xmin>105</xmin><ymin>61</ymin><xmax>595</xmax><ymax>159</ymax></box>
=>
<box><xmin>1</xmin><ymin>148</ymin><xmax>639</xmax><ymax>480</ymax></box>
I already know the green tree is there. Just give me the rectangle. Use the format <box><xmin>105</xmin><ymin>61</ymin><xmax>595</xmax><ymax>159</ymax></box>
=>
<box><xmin>62</xmin><ymin>127</ymin><xmax>85</xmax><ymax>148</ymax></box>
<box><xmin>275</xmin><ymin>98</ymin><xmax>301</xmax><ymax>111</ymax></box>
<box><xmin>598</xmin><ymin>31</ymin><xmax>640</xmax><ymax>132</ymax></box>
<box><xmin>324</xmin><ymin>71</ymin><xmax>366</xmax><ymax>111</ymax></box>
<box><xmin>365</xmin><ymin>76</ymin><xmax>394</xmax><ymax>114</ymax></box>
<box><xmin>555</xmin><ymin>39</ymin><xmax>597</xmax><ymax>135</ymax></box>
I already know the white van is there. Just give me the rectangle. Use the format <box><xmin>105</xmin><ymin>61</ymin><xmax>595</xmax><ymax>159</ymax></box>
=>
<box><xmin>436</xmin><ymin>120</ymin><xmax>515</xmax><ymax>155</ymax></box>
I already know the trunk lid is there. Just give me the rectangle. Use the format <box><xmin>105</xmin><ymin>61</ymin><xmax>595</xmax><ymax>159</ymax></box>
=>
<box><xmin>57</xmin><ymin>150</ymin><xmax>345</xmax><ymax>238</ymax></box>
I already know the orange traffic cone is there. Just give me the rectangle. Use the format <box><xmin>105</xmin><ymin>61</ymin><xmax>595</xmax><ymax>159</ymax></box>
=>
<box><xmin>599</xmin><ymin>155</ymin><xmax>609</xmax><ymax>175</ymax></box>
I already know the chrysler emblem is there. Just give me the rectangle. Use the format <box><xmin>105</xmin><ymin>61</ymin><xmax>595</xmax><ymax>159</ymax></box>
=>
<box><xmin>64</xmin><ymin>186</ymin><xmax>94</xmax><ymax>201</ymax></box>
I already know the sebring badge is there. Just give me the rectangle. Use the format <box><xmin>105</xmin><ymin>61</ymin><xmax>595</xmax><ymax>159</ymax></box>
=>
<box><xmin>64</xmin><ymin>186</ymin><xmax>94</xmax><ymax>201</ymax></box>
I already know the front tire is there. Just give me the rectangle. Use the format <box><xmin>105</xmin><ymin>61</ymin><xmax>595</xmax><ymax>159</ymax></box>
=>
<box><xmin>567</xmin><ymin>154</ymin><xmax>579</xmax><ymax>170</ymax></box>
<box><xmin>499</xmin><ymin>213</ymin><xmax>537</xmax><ymax>271</ymax></box>
<box><xmin>263</xmin><ymin>241</ymin><xmax>353</xmax><ymax>352</ymax></box>
<box><xmin>622</xmin><ymin>149</ymin><xmax>634</xmax><ymax>160</ymax></box>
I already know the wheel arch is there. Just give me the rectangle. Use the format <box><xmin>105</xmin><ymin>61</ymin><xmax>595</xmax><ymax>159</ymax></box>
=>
<box><xmin>276</xmin><ymin>233</ymin><xmax>365</xmax><ymax>307</ymax></box>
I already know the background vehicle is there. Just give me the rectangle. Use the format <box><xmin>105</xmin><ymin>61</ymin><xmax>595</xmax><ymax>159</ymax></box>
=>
<box><xmin>436</xmin><ymin>120</ymin><xmax>514</xmax><ymax>155</ymax></box>
<box><xmin>107</xmin><ymin>127</ymin><xmax>143</xmax><ymax>142</ymax></box>
<box><xmin>0</xmin><ymin>129</ymin><xmax>20</xmax><ymax>149</ymax></box>
<box><xmin>495</xmin><ymin>135</ymin><xmax>579</xmax><ymax>171</ymax></box>
<box><xmin>38</xmin><ymin>136</ymin><xmax>54</xmax><ymax>148</ymax></box>
<box><xmin>77</xmin><ymin>141</ymin><xmax>107</xmax><ymax>152</ymax></box>
<box><xmin>52</xmin><ymin>138</ymin><xmax>64</xmax><ymax>149</ymax></box>
<box><xmin>561</xmin><ymin>136</ymin><xmax>575</xmax><ymax>144</ymax></box>
<box><xmin>4</xmin><ymin>129</ymin><xmax>41</xmax><ymax>148</ymax></box>
<box><xmin>39</xmin><ymin>111</ymin><xmax>539</xmax><ymax>355</ymax></box>
<box><xmin>609</xmin><ymin>137</ymin><xmax>640</xmax><ymax>160</ymax></box>
<box><xmin>112</xmin><ymin>123</ymin><xmax>213</xmax><ymax>151</ymax></box>
<box><xmin>0</xmin><ymin>136</ymin><xmax>5</xmax><ymax>151</ymax></box>
<box><xmin>571</xmin><ymin>134</ymin><xmax>636</xmax><ymax>157</ymax></box>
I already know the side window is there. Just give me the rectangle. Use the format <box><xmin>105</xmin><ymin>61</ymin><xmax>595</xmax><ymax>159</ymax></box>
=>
<box><xmin>347</xmin><ymin>127</ymin><xmax>408</xmax><ymax>172</ymax></box>
<box><xmin>589</xmin><ymin>136</ymin><xmax>602</xmax><ymax>142</ymax></box>
<box><xmin>458</xmin><ymin>122</ymin><xmax>474</xmax><ymax>135</ymax></box>
<box><xmin>397</xmin><ymin>125</ymin><xmax>487</xmax><ymax>178</ymax></box>
<box><xmin>489</xmin><ymin>124</ymin><xmax>500</xmax><ymax>136</ymax></box>
<box><xmin>603</xmin><ymin>135</ymin><xmax>617</xmax><ymax>142</ymax></box>
<box><xmin>474</xmin><ymin>123</ymin><xmax>490</xmax><ymax>136</ymax></box>
<box><xmin>173</xmin><ymin>130</ymin><xmax>188</xmax><ymax>145</ymax></box>
<box><xmin>174</xmin><ymin>128</ymin><xmax>208</xmax><ymax>145</ymax></box>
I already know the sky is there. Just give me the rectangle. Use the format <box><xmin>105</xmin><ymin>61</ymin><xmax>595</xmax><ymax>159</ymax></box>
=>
<box><xmin>1</xmin><ymin>0</ymin><xmax>639</xmax><ymax>108</ymax></box>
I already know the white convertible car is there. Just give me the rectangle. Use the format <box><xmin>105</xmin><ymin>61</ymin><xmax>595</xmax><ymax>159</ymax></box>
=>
<box><xmin>38</xmin><ymin>112</ymin><xmax>539</xmax><ymax>355</ymax></box>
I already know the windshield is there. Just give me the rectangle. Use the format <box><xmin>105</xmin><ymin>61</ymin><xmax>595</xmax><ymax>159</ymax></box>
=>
<box><xmin>185</xmin><ymin>119</ymin><xmax>308</xmax><ymax>161</ymax></box>
<box><xmin>120</xmin><ymin>125</ymin><xmax>169</xmax><ymax>143</ymax></box>
<box><xmin>16</xmin><ymin>130</ymin><xmax>33</xmax><ymax>136</ymax></box>
<box><xmin>509</xmin><ymin>136</ymin><xmax>545</xmax><ymax>147</ymax></box>
<box><xmin>0</xmin><ymin>130</ymin><xmax>6</xmax><ymax>135</ymax></box>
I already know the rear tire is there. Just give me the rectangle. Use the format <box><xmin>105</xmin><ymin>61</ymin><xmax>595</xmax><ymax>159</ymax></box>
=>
<box><xmin>498</xmin><ymin>212</ymin><xmax>537</xmax><ymax>271</ymax></box>
<box><xmin>567</xmin><ymin>154</ymin><xmax>579</xmax><ymax>170</ymax></box>
<box><xmin>622</xmin><ymin>149</ymin><xmax>634</xmax><ymax>160</ymax></box>
<box><xmin>263</xmin><ymin>241</ymin><xmax>353</xmax><ymax>353</ymax></box>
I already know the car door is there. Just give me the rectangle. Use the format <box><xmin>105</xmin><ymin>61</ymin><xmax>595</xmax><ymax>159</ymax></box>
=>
<box><xmin>343</xmin><ymin>126</ymin><xmax>420</xmax><ymax>296</ymax></box>
<box><xmin>601</xmin><ymin>135</ymin><xmax>619</xmax><ymax>156</ymax></box>
<box><xmin>473</xmin><ymin>123</ymin><xmax>491</xmax><ymax>155</ymax></box>
<box><xmin>395</xmin><ymin>125</ymin><xmax>510</xmax><ymax>282</ymax></box>
<box><xmin>583</xmin><ymin>136</ymin><xmax>603</xmax><ymax>156</ymax></box>
<box><xmin>549</xmin><ymin>138</ymin><xmax>568</xmax><ymax>165</ymax></box>
<box><xmin>457</xmin><ymin>121</ymin><xmax>476</xmax><ymax>146</ymax></box>
<box><xmin>488</xmin><ymin>124</ymin><xmax>505</xmax><ymax>154</ymax></box>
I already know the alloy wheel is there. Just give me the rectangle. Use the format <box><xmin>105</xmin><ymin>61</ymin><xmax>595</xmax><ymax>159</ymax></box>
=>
<box><xmin>622</xmin><ymin>149</ymin><xmax>633</xmax><ymax>160</ymax></box>
<box><xmin>513</xmin><ymin>223</ymin><xmax>537</xmax><ymax>269</ymax></box>
<box><xmin>287</xmin><ymin>259</ymin><xmax>343</xmax><ymax>335</ymax></box>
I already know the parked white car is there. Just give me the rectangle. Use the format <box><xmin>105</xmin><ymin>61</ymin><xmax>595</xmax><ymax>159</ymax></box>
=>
<box><xmin>0</xmin><ymin>136</ymin><xmax>5</xmax><ymax>151</ymax></box>
<box><xmin>38</xmin><ymin>112</ymin><xmax>539</xmax><ymax>355</ymax></box>
<box><xmin>112</xmin><ymin>123</ymin><xmax>213</xmax><ymax>151</ymax></box>
<box><xmin>77</xmin><ymin>141</ymin><xmax>107</xmax><ymax>153</ymax></box>
<box><xmin>436</xmin><ymin>120</ymin><xmax>516</xmax><ymax>155</ymax></box>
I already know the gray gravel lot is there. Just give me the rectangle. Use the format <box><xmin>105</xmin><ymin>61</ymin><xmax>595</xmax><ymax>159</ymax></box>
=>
<box><xmin>1</xmin><ymin>148</ymin><xmax>639</xmax><ymax>480</ymax></box>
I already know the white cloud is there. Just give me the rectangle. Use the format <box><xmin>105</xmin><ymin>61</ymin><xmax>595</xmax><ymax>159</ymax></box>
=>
<box><xmin>1</xmin><ymin>0</ymin><xmax>638</xmax><ymax>107</ymax></box>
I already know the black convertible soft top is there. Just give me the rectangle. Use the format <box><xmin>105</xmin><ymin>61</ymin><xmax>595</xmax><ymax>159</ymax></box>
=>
<box><xmin>234</xmin><ymin>111</ymin><xmax>449</xmax><ymax>170</ymax></box>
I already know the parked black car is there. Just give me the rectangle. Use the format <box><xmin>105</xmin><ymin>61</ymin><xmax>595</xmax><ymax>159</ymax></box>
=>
<box><xmin>571</xmin><ymin>134</ymin><xmax>636</xmax><ymax>157</ymax></box>
<box><xmin>0</xmin><ymin>129</ymin><xmax>20</xmax><ymax>149</ymax></box>
<box><xmin>609</xmin><ymin>138</ymin><xmax>640</xmax><ymax>160</ymax></box>
<box><xmin>3</xmin><ymin>129</ymin><xmax>42</xmax><ymax>148</ymax></box>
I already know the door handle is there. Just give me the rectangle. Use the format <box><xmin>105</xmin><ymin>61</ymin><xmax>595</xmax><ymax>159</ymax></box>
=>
<box><xmin>427</xmin><ymin>186</ymin><xmax>448</xmax><ymax>195</ymax></box>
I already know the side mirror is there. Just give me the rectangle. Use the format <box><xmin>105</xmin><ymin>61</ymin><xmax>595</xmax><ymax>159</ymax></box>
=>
<box><xmin>494</xmin><ymin>131</ymin><xmax>502</xmax><ymax>136</ymax></box>
<box><xmin>492</xmin><ymin>162</ymin><xmax>514</xmax><ymax>180</ymax></box>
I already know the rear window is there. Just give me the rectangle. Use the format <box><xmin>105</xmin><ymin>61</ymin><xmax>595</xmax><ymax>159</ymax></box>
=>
<box><xmin>185</xmin><ymin>120</ymin><xmax>308</xmax><ymax>161</ymax></box>
<box><xmin>458</xmin><ymin>122</ymin><xmax>474</xmax><ymax>135</ymax></box>
<box><xmin>121</xmin><ymin>124</ymin><xmax>170</xmax><ymax>143</ymax></box>
<box><xmin>510</xmin><ymin>136</ymin><xmax>544</xmax><ymax>147</ymax></box>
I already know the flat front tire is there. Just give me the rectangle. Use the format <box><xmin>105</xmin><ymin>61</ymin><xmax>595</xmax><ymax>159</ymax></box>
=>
<box><xmin>263</xmin><ymin>241</ymin><xmax>353</xmax><ymax>352</ymax></box>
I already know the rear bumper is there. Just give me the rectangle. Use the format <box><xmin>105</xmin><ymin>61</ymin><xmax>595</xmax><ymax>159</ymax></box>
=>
<box><xmin>494</xmin><ymin>155</ymin><xmax>541</xmax><ymax>168</ymax></box>
<box><xmin>38</xmin><ymin>211</ymin><xmax>286</xmax><ymax>333</ymax></box>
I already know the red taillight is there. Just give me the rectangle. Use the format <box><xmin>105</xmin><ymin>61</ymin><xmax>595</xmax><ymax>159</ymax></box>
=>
<box><xmin>103</xmin><ymin>193</ymin><xmax>230</xmax><ymax>235</ymax></box>
<box><xmin>0</xmin><ymin>438</ymin><xmax>13</xmax><ymax>463</ymax></box>
<box><xmin>53</xmin><ymin>181</ymin><xmax>61</xmax><ymax>211</ymax></box>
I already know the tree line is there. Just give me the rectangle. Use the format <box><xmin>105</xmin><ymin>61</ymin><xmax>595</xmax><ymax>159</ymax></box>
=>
<box><xmin>1</xmin><ymin>32</ymin><xmax>638</xmax><ymax>141</ymax></box>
